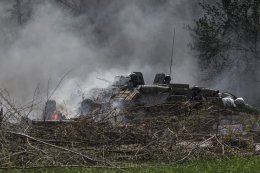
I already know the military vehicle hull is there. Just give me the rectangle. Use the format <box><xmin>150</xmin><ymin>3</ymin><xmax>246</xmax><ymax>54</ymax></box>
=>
<box><xmin>40</xmin><ymin>72</ymin><xmax>257</xmax><ymax>123</ymax></box>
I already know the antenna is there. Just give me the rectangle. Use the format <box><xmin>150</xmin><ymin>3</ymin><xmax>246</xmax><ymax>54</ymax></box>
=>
<box><xmin>96</xmin><ymin>77</ymin><xmax>111</xmax><ymax>84</ymax></box>
<box><xmin>169</xmin><ymin>28</ymin><xmax>176</xmax><ymax>77</ymax></box>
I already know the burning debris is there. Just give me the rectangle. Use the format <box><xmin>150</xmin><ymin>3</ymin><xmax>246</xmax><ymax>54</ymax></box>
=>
<box><xmin>1</xmin><ymin>98</ymin><xmax>259</xmax><ymax>169</ymax></box>
<box><xmin>0</xmin><ymin>0</ymin><xmax>260</xmax><ymax>170</ymax></box>
<box><xmin>43</xmin><ymin>100</ymin><xmax>66</xmax><ymax>121</ymax></box>
<box><xmin>0</xmin><ymin>72</ymin><xmax>258</xmax><ymax>169</ymax></box>
<box><xmin>37</xmin><ymin>71</ymin><xmax>257</xmax><ymax>126</ymax></box>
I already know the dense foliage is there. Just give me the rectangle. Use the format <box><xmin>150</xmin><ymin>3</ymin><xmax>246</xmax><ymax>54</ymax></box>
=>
<box><xmin>191</xmin><ymin>0</ymin><xmax>260</xmax><ymax>104</ymax></box>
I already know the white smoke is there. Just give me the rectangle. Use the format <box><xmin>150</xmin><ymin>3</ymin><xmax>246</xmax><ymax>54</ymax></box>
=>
<box><xmin>0</xmin><ymin>0</ymin><xmax>200</xmax><ymax>118</ymax></box>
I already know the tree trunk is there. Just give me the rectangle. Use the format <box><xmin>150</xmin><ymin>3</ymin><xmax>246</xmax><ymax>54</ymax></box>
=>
<box><xmin>16</xmin><ymin>0</ymin><xmax>22</xmax><ymax>25</ymax></box>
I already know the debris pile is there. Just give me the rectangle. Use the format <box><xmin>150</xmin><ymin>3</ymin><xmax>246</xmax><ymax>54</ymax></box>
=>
<box><xmin>0</xmin><ymin>101</ymin><xmax>259</xmax><ymax>169</ymax></box>
<box><xmin>0</xmin><ymin>72</ymin><xmax>259</xmax><ymax>169</ymax></box>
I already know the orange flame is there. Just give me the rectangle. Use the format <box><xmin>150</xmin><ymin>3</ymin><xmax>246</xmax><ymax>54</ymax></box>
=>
<box><xmin>51</xmin><ymin>111</ymin><xmax>61</xmax><ymax>121</ymax></box>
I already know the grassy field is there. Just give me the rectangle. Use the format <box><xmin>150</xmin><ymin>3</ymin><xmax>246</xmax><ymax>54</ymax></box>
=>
<box><xmin>2</xmin><ymin>156</ymin><xmax>260</xmax><ymax>173</ymax></box>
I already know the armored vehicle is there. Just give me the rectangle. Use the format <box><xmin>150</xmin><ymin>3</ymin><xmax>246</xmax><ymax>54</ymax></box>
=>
<box><xmin>41</xmin><ymin>72</ymin><xmax>256</xmax><ymax>121</ymax></box>
<box><xmin>79</xmin><ymin>72</ymin><xmax>221</xmax><ymax>116</ymax></box>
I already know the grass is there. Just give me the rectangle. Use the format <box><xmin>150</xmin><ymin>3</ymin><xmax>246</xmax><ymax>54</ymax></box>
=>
<box><xmin>2</xmin><ymin>156</ymin><xmax>260</xmax><ymax>173</ymax></box>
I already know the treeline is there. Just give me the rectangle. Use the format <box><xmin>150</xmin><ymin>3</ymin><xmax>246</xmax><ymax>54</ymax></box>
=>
<box><xmin>191</xmin><ymin>0</ymin><xmax>260</xmax><ymax>105</ymax></box>
<box><xmin>6</xmin><ymin>0</ymin><xmax>86</xmax><ymax>25</ymax></box>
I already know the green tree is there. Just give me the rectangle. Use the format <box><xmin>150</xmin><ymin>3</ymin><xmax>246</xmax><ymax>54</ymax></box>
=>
<box><xmin>191</xmin><ymin>0</ymin><xmax>260</xmax><ymax>104</ymax></box>
<box><xmin>9</xmin><ymin>0</ymin><xmax>33</xmax><ymax>25</ymax></box>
